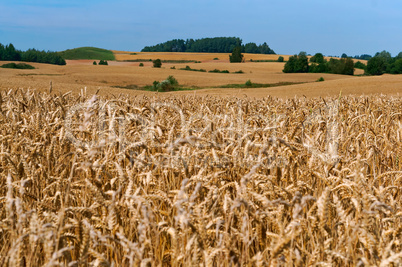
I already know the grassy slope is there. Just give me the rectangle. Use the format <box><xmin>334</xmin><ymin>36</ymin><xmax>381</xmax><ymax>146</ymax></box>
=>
<box><xmin>59</xmin><ymin>47</ymin><xmax>115</xmax><ymax>60</ymax></box>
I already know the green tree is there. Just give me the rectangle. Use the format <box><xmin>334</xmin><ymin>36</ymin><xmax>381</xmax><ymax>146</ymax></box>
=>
<box><xmin>258</xmin><ymin>42</ymin><xmax>275</xmax><ymax>54</ymax></box>
<box><xmin>0</xmin><ymin>43</ymin><xmax>4</xmax><ymax>60</ymax></box>
<box><xmin>229</xmin><ymin>46</ymin><xmax>244</xmax><ymax>63</ymax></box>
<box><xmin>277</xmin><ymin>56</ymin><xmax>284</xmax><ymax>62</ymax></box>
<box><xmin>284</xmin><ymin>52</ymin><xmax>309</xmax><ymax>73</ymax></box>
<box><xmin>388</xmin><ymin>58</ymin><xmax>402</xmax><ymax>74</ymax></box>
<box><xmin>153</xmin><ymin>59</ymin><xmax>162</xmax><ymax>68</ymax></box>
<box><xmin>310</xmin><ymin>53</ymin><xmax>324</xmax><ymax>63</ymax></box>
<box><xmin>244</xmin><ymin>43</ymin><xmax>259</xmax><ymax>54</ymax></box>
<box><xmin>366</xmin><ymin>57</ymin><xmax>386</xmax><ymax>75</ymax></box>
<box><xmin>283</xmin><ymin>55</ymin><xmax>297</xmax><ymax>73</ymax></box>
<box><xmin>343</xmin><ymin>58</ymin><xmax>355</xmax><ymax>75</ymax></box>
<box><xmin>308</xmin><ymin>61</ymin><xmax>329</xmax><ymax>73</ymax></box>
<box><xmin>4</xmin><ymin>43</ymin><xmax>21</xmax><ymax>61</ymax></box>
<box><xmin>374</xmin><ymin>50</ymin><xmax>392</xmax><ymax>63</ymax></box>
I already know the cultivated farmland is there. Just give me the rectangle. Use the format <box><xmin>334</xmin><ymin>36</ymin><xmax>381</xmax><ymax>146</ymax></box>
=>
<box><xmin>0</xmin><ymin>88</ymin><xmax>401</xmax><ymax>266</ymax></box>
<box><xmin>0</xmin><ymin>51</ymin><xmax>401</xmax><ymax>265</ymax></box>
<box><xmin>2</xmin><ymin>52</ymin><xmax>398</xmax><ymax>99</ymax></box>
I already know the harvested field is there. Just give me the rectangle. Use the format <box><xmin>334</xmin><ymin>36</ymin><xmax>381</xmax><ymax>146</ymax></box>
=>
<box><xmin>112</xmin><ymin>51</ymin><xmax>289</xmax><ymax>62</ymax></box>
<box><xmin>0</xmin><ymin>89</ymin><xmax>401</xmax><ymax>266</ymax></box>
<box><xmin>0</xmin><ymin>51</ymin><xmax>396</xmax><ymax>99</ymax></box>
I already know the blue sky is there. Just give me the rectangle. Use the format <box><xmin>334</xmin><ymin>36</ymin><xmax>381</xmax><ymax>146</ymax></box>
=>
<box><xmin>0</xmin><ymin>0</ymin><xmax>401</xmax><ymax>57</ymax></box>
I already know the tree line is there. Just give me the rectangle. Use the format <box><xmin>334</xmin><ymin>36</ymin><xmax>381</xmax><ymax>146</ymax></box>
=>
<box><xmin>0</xmin><ymin>43</ymin><xmax>66</xmax><ymax>65</ymax></box>
<box><xmin>283</xmin><ymin>52</ymin><xmax>355</xmax><ymax>75</ymax></box>
<box><xmin>365</xmin><ymin>50</ymin><xmax>402</xmax><ymax>75</ymax></box>
<box><xmin>283</xmin><ymin>50</ymin><xmax>402</xmax><ymax>75</ymax></box>
<box><xmin>141</xmin><ymin>37</ymin><xmax>275</xmax><ymax>54</ymax></box>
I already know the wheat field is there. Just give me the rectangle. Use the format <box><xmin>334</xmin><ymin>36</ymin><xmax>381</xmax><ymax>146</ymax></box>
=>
<box><xmin>0</xmin><ymin>88</ymin><xmax>401</xmax><ymax>266</ymax></box>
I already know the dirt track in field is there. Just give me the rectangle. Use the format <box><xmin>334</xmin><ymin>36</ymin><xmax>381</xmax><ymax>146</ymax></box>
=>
<box><xmin>0</xmin><ymin>52</ymin><xmax>399</xmax><ymax>99</ymax></box>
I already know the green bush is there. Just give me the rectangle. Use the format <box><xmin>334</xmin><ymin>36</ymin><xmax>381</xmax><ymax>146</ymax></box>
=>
<box><xmin>245</xmin><ymin>80</ymin><xmax>252</xmax><ymax>87</ymax></box>
<box><xmin>354</xmin><ymin>61</ymin><xmax>366</xmax><ymax>70</ymax></box>
<box><xmin>308</xmin><ymin>62</ymin><xmax>329</xmax><ymax>73</ymax></box>
<box><xmin>1</xmin><ymin>63</ymin><xmax>35</xmax><ymax>69</ymax></box>
<box><xmin>209</xmin><ymin>69</ymin><xmax>221</xmax><ymax>73</ymax></box>
<box><xmin>180</xmin><ymin>66</ymin><xmax>206</xmax><ymax>72</ymax></box>
<box><xmin>151</xmin><ymin>75</ymin><xmax>179</xmax><ymax>91</ymax></box>
<box><xmin>139</xmin><ymin>63</ymin><xmax>144</xmax><ymax>67</ymax></box>
<box><xmin>208</xmin><ymin>69</ymin><xmax>230</xmax><ymax>73</ymax></box>
<box><xmin>277</xmin><ymin>56</ymin><xmax>284</xmax><ymax>62</ymax></box>
<box><xmin>93</xmin><ymin>61</ymin><xmax>97</xmax><ymax>65</ymax></box>
<box><xmin>166</xmin><ymin>75</ymin><xmax>178</xmax><ymax>86</ymax></box>
<box><xmin>99</xmin><ymin>60</ymin><xmax>108</xmax><ymax>65</ymax></box>
<box><xmin>234</xmin><ymin>70</ymin><xmax>244</xmax><ymax>73</ymax></box>
<box><xmin>213</xmin><ymin>58</ymin><xmax>219</xmax><ymax>60</ymax></box>
<box><xmin>316</xmin><ymin>77</ymin><xmax>325</xmax><ymax>82</ymax></box>
<box><xmin>153</xmin><ymin>59</ymin><xmax>162</xmax><ymax>68</ymax></box>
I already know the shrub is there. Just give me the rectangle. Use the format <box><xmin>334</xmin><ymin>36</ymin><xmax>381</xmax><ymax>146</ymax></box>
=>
<box><xmin>245</xmin><ymin>80</ymin><xmax>252</xmax><ymax>87</ymax></box>
<box><xmin>277</xmin><ymin>56</ymin><xmax>284</xmax><ymax>62</ymax></box>
<box><xmin>180</xmin><ymin>66</ymin><xmax>206</xmax><ymax>72</ymax></box>
<box><xmin>308</xmin><ymin>62</ymin><xmax>329</xmax><ymax>73</ymax></box>
<box><xmin>213</xmin><ymin>58</ymin><xmax>219</xmax><ymax>60</ymax></box>
<box><xmin>93</xmin><ymin>61</ymin><xmax>97</xmax><ymax>65</ymax></box>
<box><xmin>99</xmin><ymin>60</ymin><xmax>108</xmax><ymax>65</ymax></box>
<box><xmin>354</xmin><ymin>61</ymin><xmax>366</xmax><ymax>70</ymax></box>
<box><xmin>166</xmin><ymin>75</ymin><xmax>178</xmax><ymax>86</ymax></box>
<box><xmin>208</xmin><ymin>69</ymin><xmax>230</xmax><ymax>73</ymax></box>
<box><xmin>170</xmin><ymin>66</ymin><xmax>175</xmax><ymax>69</ymax></box>
<box><xmin>234</xmin><ymin>70</ymin><xmax>244</xmax><ymax>73</ymax></box>
<box><xmin>316</xmin><ymin>77</ymin><xmax>325</xmax><ymax>82</ymax></box>
<box><xmin>1</xmin><ymin>62</ymin><xmax>35</xmax><ymax>69</ymax></box>
<box><xmin>139</xmin><ymin>63</ymin><xmax>144</xmax><ymax>67</ymax></box>
<box><xmin>152</xmin><ymin>80</ymin><xmax>159</xmax><ymax>89</ymax></box>
<box><xmin>151</xmin><ymin>75</ymin><xmax>179</xmax><ymax>91</ymax></box>
<box><xmin>153</xmin><ymin>59</ymin><xmax>162</xmax><ymax>68</ymax></box>
<box><xmin>209</xmin><ymin>69</ymin><xmax>221</xmax><ymax>73</ymax></box>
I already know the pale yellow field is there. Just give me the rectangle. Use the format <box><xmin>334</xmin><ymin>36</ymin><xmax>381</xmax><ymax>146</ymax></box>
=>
<box><xmin>0</xmin><ymin>52</ymin><xmax>397</xmax><ymax>99</ymax></box>
<box><xmin>112</xmin><ymin>51</ymin><xmax>290</xmax><ymax>62</ymax></box>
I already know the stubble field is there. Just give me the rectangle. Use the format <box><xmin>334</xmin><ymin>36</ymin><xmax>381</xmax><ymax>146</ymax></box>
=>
<box><xmin>1</xmin><ymin>52</ymin><xmax>401</xmax><ymax>99</ymax></box>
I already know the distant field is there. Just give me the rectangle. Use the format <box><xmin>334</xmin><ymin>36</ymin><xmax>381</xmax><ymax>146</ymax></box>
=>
<box><xmin>59</xmin><ymin>47</ymin><xmax>115</xmax><ymax>60</ymax></box>
<box><xmin>112</xmin><ymin>51</ymin><xmax>289</xmax><ymax>62</ymax></box>
<box><xmin>0</xmin><ymin>51</ymin><xmax>398</xmax><ymax>98</ymax></box>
